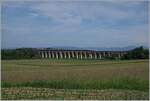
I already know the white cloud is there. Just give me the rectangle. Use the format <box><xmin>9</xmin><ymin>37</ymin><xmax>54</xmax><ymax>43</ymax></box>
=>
<box><xmin>29</xmin><ymin>1</ymin><xmax>146</xmax><ymax>24</ymax></box>
<box><xmin>25</xmin><ymin>1</ymin><xmax>148</xmax><ymax>37</ymax></box>
<box><xmin>2</xmin><ymin>1</ymin><xmax>148</xmax><ymax>48</ymax></box>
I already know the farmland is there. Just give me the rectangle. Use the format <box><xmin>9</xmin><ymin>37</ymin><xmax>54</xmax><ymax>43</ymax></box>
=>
<box><xmin>1</xmin><ymin>59</ymin><xmax>149</xmax><ymax>100</ymax></box>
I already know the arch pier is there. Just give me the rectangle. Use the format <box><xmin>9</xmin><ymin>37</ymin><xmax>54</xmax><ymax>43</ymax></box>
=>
<box><xmin>39</xmin><ymin>49</ymin><xmax>127</xmax><ymax>60</ymax></box>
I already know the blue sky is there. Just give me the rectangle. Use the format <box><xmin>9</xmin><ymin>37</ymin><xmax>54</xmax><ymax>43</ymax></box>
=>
<box><xmin>2</xmin><ymin>1</ymin><xmax>149</xmax><ymax>49</ymax></box>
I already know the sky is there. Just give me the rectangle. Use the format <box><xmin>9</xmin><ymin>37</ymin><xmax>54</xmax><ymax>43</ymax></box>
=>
<box><xmin>1</xmin><ymin>1</ymin><xmax>149</xmax><ymax>49</ymax></box>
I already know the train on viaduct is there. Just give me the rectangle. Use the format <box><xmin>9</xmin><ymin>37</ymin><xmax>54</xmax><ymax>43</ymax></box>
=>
<box><xmin>39</xmin><ymin>48</ymin><xmax>128</xmax><ymax>59</ymax></box>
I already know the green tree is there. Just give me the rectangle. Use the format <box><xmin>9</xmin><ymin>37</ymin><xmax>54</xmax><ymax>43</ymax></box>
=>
<box><xmin>122</xmin><ymin>46</ymin><xmax>149</xmax><ymax>60</ymax></box>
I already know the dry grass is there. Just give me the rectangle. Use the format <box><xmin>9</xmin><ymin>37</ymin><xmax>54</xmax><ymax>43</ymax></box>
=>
<box><xmin>1</xmin><ymin>59</ymin><xmax>149</xmax><ymax>82</ymax></box>
<box><xmin>1</xmin><ymin>87</ymin><xmax>149</xmax><ymax>100</ymax></box>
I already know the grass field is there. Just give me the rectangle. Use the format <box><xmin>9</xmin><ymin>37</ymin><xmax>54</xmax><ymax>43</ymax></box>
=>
<box><xmin>1</xmin><ymin>59</ymin><xmax>149</xmax><ymax>100</ymax></box>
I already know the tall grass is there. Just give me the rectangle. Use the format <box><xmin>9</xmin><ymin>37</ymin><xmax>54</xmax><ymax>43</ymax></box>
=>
<box><xmin>2</xmin><ymin>77</ymin><xmax>148</xmax><ymax>92</ymax></box>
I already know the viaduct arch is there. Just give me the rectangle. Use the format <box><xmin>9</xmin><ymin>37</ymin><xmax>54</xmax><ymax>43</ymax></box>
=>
<box><xmin>39</xmin><ymin>49</ymin><xmax>127</xmax><ymax>60</ymax></box>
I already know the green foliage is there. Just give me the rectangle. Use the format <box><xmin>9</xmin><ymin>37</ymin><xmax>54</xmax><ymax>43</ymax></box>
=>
<box><xmin>122</xmin><ymin>46</ymin><xmax>149</xmax><ymax>60</ymax></box>
<box><xmin>1</xmin><ymin>48</ymin><xmax>40</xmax><ymax>59</ymax></box>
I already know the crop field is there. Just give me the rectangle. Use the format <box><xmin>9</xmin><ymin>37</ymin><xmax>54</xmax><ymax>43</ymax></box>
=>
<box><xmin>1</xmin><ymin>59</ymin><xmax>149</xmax><ymax>100</ymax></box>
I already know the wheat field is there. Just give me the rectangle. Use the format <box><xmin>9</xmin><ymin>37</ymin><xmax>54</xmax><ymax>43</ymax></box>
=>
<box><xmin>1</xmin><ymin>59</ymin><xmax>149</xmax><ymax>100</ymax></box>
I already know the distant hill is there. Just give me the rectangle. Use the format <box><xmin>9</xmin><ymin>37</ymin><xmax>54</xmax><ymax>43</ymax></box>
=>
<box><xmin>46</xmin><ymin>45</ymin><xmax>148</xmax><ymax>51</ymax></box>
<box><xmin>2</xmin><ymin>45</ymin><xmax>148</xmax><ymax>51</ymax></box>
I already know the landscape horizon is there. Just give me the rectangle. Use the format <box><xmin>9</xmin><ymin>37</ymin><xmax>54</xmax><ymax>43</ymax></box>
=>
<box><xmin>1</xmin><ymin>0</ymin><xmax>149</xmax><ymax>100</ymax></box>
<box><xmin>2</xmin><ymin>45</ymin><xmax>149</xmax><ymax>50</ymax></box>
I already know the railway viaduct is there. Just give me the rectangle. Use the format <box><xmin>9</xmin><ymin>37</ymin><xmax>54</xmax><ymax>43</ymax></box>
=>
<box><xmin>39</xmin><ymin>49</ymin><xmax>127</xmax><ymax>59</ymax></box>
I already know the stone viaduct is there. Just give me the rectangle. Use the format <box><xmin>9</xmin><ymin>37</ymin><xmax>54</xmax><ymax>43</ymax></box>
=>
<box><xmin>39</xmin><ymin>49</ymin><xmax>127</xmax><ymax>59</ymax></box>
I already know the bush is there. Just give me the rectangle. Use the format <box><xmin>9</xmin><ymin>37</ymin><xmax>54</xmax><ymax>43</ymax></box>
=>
<box><xmin>122</xmin><ymin>46</ymin><xmax>149</xmax><ymax>60</ymax></box>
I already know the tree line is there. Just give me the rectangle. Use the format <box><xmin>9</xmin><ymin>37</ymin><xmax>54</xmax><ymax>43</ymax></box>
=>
<box><xmin>121</xmin><ymin>46</ymin><xmax>149</xmax><ymax>60</ymax></box>
<box><xmin>1</xmin><ymin>48</ymin><xmax>40</xmax><ymax>60</ymax></box>
<box><xmin>1</xmin><ymin>46</ymin><xmax>149</xmax><ymax>60</ymax></box>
